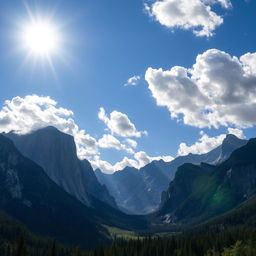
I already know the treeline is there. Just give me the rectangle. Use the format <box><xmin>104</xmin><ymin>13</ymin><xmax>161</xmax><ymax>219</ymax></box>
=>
<box><xmin>2</xmin><ymin>208</ymin><xmax>256</xmax><ymax>256</ymax></box>
<box><xmin>87</xmin><ymin>228</ymin><xmax>256</xmax><ymax>256</ymax></box>
<box><xmin>0</xmin><ymin>211</ymin><xmax>76</xmax><ymax>256</ymax></box>
<box><xmin>1</xmin><ymin>228</ymin><xmax>256</xmax><ymax>256</ymax></box>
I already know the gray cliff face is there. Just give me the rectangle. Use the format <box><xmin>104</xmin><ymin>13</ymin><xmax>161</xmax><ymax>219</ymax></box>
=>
<box><xmin>96</xmin><ymin>134</ymin><xmax>247</xmax><ymax>215</ymax></box>
<box><xmin>0</xmin><ymin>134</ymin><xmax>110</xmax><ymax>249</ymax></box>
<box><xmin>5</xmin><ymin>126</ymin><xmax>117</xmax><ymax>208</ymax></box>
<box><xmin>0</xmin><ymin>138</ymin><xmax>23</xmax><ymax>201</ymax></box>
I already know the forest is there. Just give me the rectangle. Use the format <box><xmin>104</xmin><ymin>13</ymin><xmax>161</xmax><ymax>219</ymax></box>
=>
<box><xmin>1</xmin><ymin>227</ymin><xmax>256</xmax><ymax>256</ymax></box>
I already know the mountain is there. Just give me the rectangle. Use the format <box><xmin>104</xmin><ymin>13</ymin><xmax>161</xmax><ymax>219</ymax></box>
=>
<box><xmin>0</xmin><ymin>134</ymin><xmax>150</xmax><ymax>249</ymax></box>
<box><xmin>158</xmin><ymin>137</ymin><xmax>256</xmax><ymax>227</ymax></box>
<box><xmin>96</xmin><ymin>162</ymin><xmax>170</xmax><ymax>214</ymax></box>
<box><xmin>0</xmin><ymin>134</ymin><xmax>109</xmax><ymax>249</ymax></box>
<box><xmin>96</xmin><ymin>134</ymin><xmax>247</xmax><ymax>214</ymax></box>
<box><xmin>4</xmin><ymin>126</ymin><xmax>117</xmax><ymax>209</ymax></box>
<box><xmin>168</xmin><ymin>134</ymin><xmax>248</xmax><ymax>172</ymax></box>
<box><xmin>189</xmin><ymin>195</ymin><xmax>256</xmax><ymax>235</ymax></box>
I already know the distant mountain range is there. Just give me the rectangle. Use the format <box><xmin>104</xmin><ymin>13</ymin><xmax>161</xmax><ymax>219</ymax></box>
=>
<box><xmin>96</xmin><ymin>134</ymin><xmax>247</xmax><ymax>214</ymax></box>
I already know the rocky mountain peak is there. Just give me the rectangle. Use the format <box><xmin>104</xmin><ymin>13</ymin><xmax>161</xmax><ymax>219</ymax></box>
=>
<box><xmin>4</xmin><ymin>126</ymin><xmax>117</xmax><ymax>209</ymax></box>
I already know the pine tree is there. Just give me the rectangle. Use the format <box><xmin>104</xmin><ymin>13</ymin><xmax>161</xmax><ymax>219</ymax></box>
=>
<box><xmin>49</xmin><ymin>240</ymin><xmax>57</xmax><ymax>256</ymax></box>
<box><xmin>72</xmin><ymin>246</ymin><xmax>83</xmax><ymax>256</ymax></box>
<box><xmin>16</xmin><ymin>233</ymin><xmax>27</xmax><ymax>256</ymax></box>
<box><xmin>99</xmin><ymin>246</ymin><xmax>104</xmax><ymax>256</ymax></box>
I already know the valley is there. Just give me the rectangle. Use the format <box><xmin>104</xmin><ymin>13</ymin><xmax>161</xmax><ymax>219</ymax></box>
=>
<box><xmin>1</xmin><ymin>126</ymin><xmax>256</xmax><ymax>255</ymax></box>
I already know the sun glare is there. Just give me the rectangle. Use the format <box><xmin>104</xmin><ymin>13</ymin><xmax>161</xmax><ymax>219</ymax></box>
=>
<box><xmin>22</xmin><ymin>20</ymin><xmax>60</xmax><ymax>57</ymax></box>
<box><xmin>16</xmin><ymin>6</ymin><xmax>67</xmax><ymax>78</ymax></box>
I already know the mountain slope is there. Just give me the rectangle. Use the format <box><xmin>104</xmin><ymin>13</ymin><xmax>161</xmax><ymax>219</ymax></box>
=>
<box><xmin>5</xmin><ymin>126</ymin><xmax>116</xmax><ymax>208</ymax></box>
<box><xmin>0</xmin><ymin>134</ymin><xmax>109</xmax><ymax>249</ymax></box>
<box><xmin>167</xmin><ymin>134</ymin><xmax>248</xmax><ymax>174</ymax></box>
<box><xmin>189</xmin><ymin>195</ymin><xmax>256</xmax><ymax>235</ymax></box>
<box><xmin>158</xmin><ymin>138</ymin><xmax>256</xmax><ymax>226</ymax></box>
<box><xmin>96</xmin><ymin>134</ymin><xmax>247</xmax><ymax>214</ymax></box>
<box><xmin>96</xmin><ymin>162</ymin><xmax>170</xmax><ymax>214</ymax></box>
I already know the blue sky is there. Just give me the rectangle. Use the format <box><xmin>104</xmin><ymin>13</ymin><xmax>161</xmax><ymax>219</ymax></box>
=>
<box><xmin>0</xmin><ymin>0</ymin><xmax>255</xmax><ymax>173</ymax></box>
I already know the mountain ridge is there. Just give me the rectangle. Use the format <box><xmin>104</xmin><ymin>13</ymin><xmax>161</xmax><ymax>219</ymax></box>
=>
<box><xmin>158</xmin><ymin>137</ymin><xmax>256</xmax><ymax>227</ymax></box>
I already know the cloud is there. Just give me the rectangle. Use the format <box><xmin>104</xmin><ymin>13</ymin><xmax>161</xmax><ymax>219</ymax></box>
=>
<box><xmin>145</xmin><ymin>49</ymin><xmax>256</xmax><ymax>129</ymax></box>
<box><xmin>91</xmin><ymin>151</ymin><xmax>174</xmax><ymax>174</ymax></box>
<box><xmin>227</xmin><ymin>128</ymin><xmax>246</xmax><ymax>139</ymax></box>
<box><xmin>178</xmin><ymin>128</ymin><xmax>245</xmax><ymax>155</ymax></box>
<box><xmin>204</xmin><ymin>0</ymin><xmax>232</xmax><ymax>9</ymax></box>
<box><xmin>145</xmin><ymin>0</ymin><xmax>231</xmax><ymax>37</ymax></box>
<box><xmin>240</xmin><ymin>52</ymin><xmax>256</xmax><ymax>76</ymax></box>
<box><xmin>91</xmin><ymin>156</ymin><xmax>139</xmax><ymax>174</ymax></box>
<box><xmin>98</xmin><ymin>107</ymin><xmax>148</xmax><ymax>137</ymax></box>
<box><xmin>0</xmin><ymin>95</ymin><xmax>171</xmax><ymax>174</ymax></box>
<box><xmin>134</xmin><ymin>151</ymin><xmax>174</xmax><ymax>167</ymax></box>
<box><xmin>124</xmin><ymin>75</ymin><xmax>141</xmax><ymax>86</ymax></box>
<box><xmin>98</xmin><ymin>134</ymin><xmax>134</xmax><ymax>154</ymax></box>
<box><xmin>125</xmin><ymin>138</ymin><xmax>138</xmax><ymax>149</ymax></box>
<box><xmin>0</xmin><ymin>95</ymin><xmax>98</xmax><ymax>159</ymax></box>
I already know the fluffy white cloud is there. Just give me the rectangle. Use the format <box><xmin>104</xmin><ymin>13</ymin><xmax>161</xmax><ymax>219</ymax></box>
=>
<box><xmin>178</xmin><ymin>132</ymin><xmax>225</xmax><ymax>155</ymax></box>
<box><xmin>227</xmin><ymin>128</ymin><xmax>246</xmax><ymax>139</ymax></box>
<box><xmin>124</xmin><ymin>75</ymin><xmax>141</xmax><ymax>86</ymax></box>
<box><xmin>178</xmin><ymin>128</ymin><xmax>245</xmax><ymax>155</ymax></box>
<box><xmin>91</xmin><ymin>156</ymin><xmax>139</xmax><ymax>174</ymax></box>
<box><xmin>98</xmin><ymin>107</ymin><xmax>148</xmax><ymax>137</ymax></box>
<box><xmin>98</xmin><ymin>134</ymin><xmax>134</xmax><ymax>154</ymax></box>
<box><xmin>204</xmin><ymin>0</ymin><xmax>231</xmax><ymax>8</ymax></box>
<box><xmin>91</xmin><ymin>151</ymin><xmax>174</xmax><ymax>174</ymax></box>
<box><xmin>240</xmin><ymin>52</ymin><xmax>256</xmax><ymax>76</ymax></box>
<box><xmin>0</xmin><ymin>95</ymin><xmax>98</xmax><ymax>159</ymax></box>
<box><xmin>145</xmin><ymin>49</ymin><xmax>256</xmax><ymax>129</ymax></box>
<box><xmin>0</xmin><ymin>95</ymin><xmax>172</xmax><ymax>174</ymax></box>
<box><xmin>134</xmin><ymin>151</ymin><xmax>174</xmax><ymax>167</ymax></box>
<box><xmin>145</xmin><ymin>0</ymin><xmax>231</xmax><ymax>37</ymax></box>
<box><xmin>125</xmin><ymin>138</ymin><xmax>138</xmax><ymax>149</ymax></box>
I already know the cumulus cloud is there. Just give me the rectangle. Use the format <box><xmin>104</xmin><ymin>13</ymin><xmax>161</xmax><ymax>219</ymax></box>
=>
<box><xmin>98</xmin><ymin>134</ymin><xmax>134</xmax><ymax>154</ymax></box>
<box><xmin>227</xmin><ymin>128</ymin><xmax>246</xmax><ymax>139</ymax></box>
<box><xmin>0</xmin><ymin>95</ymin><xmax>172</xmax><ymax>174</ymax></box>
<box><xmin>125</xmin><ymin>138</ymin><xmax>138</xmax><ymax>149</ymax></box>
<box><xmin>134</xmin><ymin>151</ymin><xmax>174</xmax><ymax>167</ymax></box>
<box><xmin>124</xmin><ymin>75</ymin><xmax>141</xmax><ymax>86</ymax></box>
<box><xmin>98</xmin><ymin>107</ymin><xmax>148</xmax><ymax>137</ymax></box>
<box><xmin>240</xmin><ymin>53</ymin><xmax>256</xmax><ymax>76</ymax></box>
<box><xmin>91</xmin><ymin>156</ymin><xmax>139</xmax><ymax>174</ymax></box>
<box><xmin>178</xmin><ymin>128</ymin><xmax>245</xmax><ymax>155</ymax></box>
<box><xmin>0</xmin><ymin>95</ymin><xmax>98</xmax><ymax>159</ymax></box>
<box><xmin>91</xmin><ymin>151</ymin><xmax>173</xmax><ymax>174</ymax></box>
<box><xmin>204</xmin><ymin>0</ymin><xmax>232</xmax><ymax>8</ymax></box>
<box><xmin>0</xmin><ymin>95</ymin><xmax>138</xmax><ymax>160</ymax></box>
<box><xmin>145</xmin><ymin>0</ymin><xmax>231</xmax><ymax>37</ymax></box>
<box><xmin>145</xmin><ymin>49</ymin><xmax>256</xmax><ymax>129</ymax></box>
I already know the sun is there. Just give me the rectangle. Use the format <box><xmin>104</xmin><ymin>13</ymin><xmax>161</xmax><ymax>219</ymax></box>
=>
<box><xmin>22</xmin><ymin>19</ymin><xmax>60</xmax><ymax>57</ymax></box>
<box><xmin>16</xmin><ymin>5</ymin><xmax>67</xmax><ymax>78</ymax></box>
<box><xmin>22</xmin><ymin>21</ymin><xmax>59</xmax><ymax>57</ymax></box>
<box><xmin>14</xmin><ymin>3</ymin><xmax>70</xmax><ymax>77</ymax></box>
